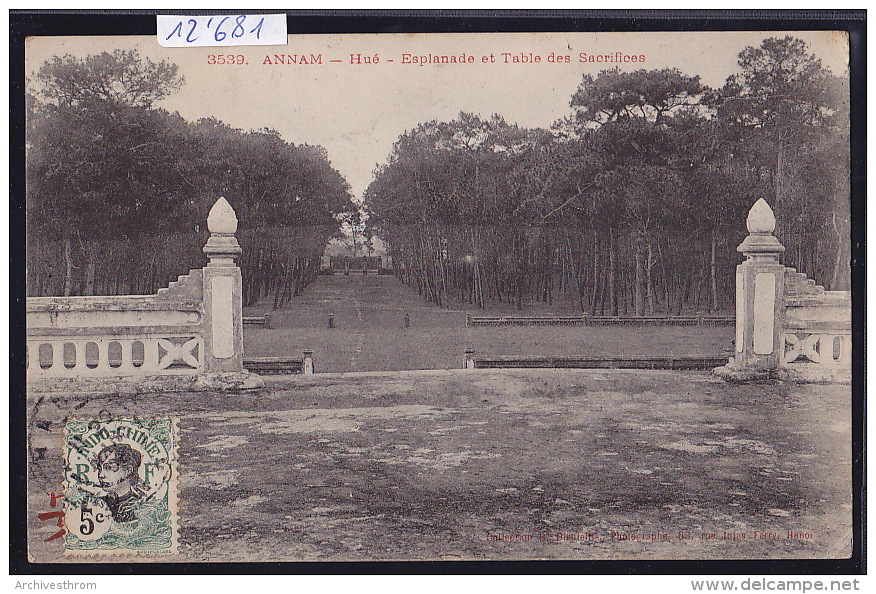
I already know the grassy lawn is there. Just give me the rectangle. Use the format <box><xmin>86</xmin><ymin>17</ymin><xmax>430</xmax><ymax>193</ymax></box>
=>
<box><xmin>243</xmin><ymin>274</ymin><xmax>734</xmax><ymax>372</ymax></box>
<box><xmin>28</xmin><ymin>369</ymin><xmax>851</xmax><ymax>562</ymax></box>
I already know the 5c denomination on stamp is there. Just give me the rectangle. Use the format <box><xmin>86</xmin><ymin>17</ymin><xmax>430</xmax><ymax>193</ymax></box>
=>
<box><xmin>63</xmin><ymin>418</ymin><xmax>178</xmax><ymax>555</ymax></box>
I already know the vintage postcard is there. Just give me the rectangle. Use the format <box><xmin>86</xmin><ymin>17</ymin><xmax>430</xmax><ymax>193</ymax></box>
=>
<box><xmin>23</xmin><ymin>27</ymin><xmax>855</xmax><ymax>565</ymax></box>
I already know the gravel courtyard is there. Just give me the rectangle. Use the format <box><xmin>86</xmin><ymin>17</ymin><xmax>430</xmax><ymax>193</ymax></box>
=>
<box><xmin>27</xmin><ymin>368</ymin><xmax>851</xmax><ymax>563</ymax></box>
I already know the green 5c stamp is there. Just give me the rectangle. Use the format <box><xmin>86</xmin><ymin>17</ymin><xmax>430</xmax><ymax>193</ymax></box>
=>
<box><xmin>63</xmin><ymin>418</ymin><xmax>178</xmax><ymax>555</ymax></box>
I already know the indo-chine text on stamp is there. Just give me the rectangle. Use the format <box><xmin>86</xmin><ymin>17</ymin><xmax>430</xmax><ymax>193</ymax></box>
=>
<box><xmin>63</xmin><ymin>418</ymin><xmax>178</xmax><ymax>555</ymax></box>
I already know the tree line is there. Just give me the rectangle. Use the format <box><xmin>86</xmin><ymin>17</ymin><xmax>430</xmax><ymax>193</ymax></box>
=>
<box><xmin>26</xmin><ymin>50</ymin><xmax>358</xmax><ymax>305</ymax></box>
<box><xmin>364</xmin><ymin>36</ymin><xmax>850</xmax><ymax>315</ymax></box>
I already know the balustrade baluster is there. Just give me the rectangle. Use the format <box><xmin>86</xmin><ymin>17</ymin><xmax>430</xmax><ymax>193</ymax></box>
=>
<box><xmin>832</xmin><ymin>334</ymin><xmax>851</xmax><ymax>365</ymax></box>
<box><xmin>50</xmin><ymin>341</ymin><xmax>65</xmax><ymax>375</ymax></box>
<box><xmin>96</xmin><ymin>340</ymin><xmax>110</xmax><ymax>371</ymax></box>
<box><xmin>143</xmin><ymin>339</ymin><xmax>160</xmax><ymax>372</ymax></box>
<box><xmin>30</xmin><ymin>342</ymin><xmax>43</xmax><ymax>375</ymax></box>
<box><xmin>120</xmin><ymin>339</ymin><xmax>133</xmax><ymax>371</ymax></box>
<box><xmin>73</xmin><ymin>341</ymin><xmax>87</xmax><ymax>370</ymax></box>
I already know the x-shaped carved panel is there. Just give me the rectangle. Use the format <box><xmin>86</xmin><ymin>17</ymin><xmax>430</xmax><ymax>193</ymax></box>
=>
<box><xmin>783</xmin><ymin>333</ymin><xmax>820</xmax><ymax>364</ymax></box>
<box><xmin>158</xmin><ymin>337</ymin><xmax>201</xmax><ymax>369</ymax></box>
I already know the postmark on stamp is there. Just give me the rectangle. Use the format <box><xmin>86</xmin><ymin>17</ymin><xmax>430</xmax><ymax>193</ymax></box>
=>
<box><xmin>63</xmin><ymin>418</ymin><xmax>178</xmax><ymax>555</ymax></box>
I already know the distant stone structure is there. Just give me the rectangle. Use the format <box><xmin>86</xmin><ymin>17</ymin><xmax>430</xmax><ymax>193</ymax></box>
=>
<box><xmin>321</xmin><ymin>235</ymin><xmax>392</xmax><ymax>274</ymax></box>
<box><xmin>715</xmin><ymin>199</ymin><xmax>851</xmax><ymax>383</ymax></box>
<box><xmin>328</xmin><ymin>255</ymin><xmax>381</xmax><ymax>273</ymax></box>
<box><xmin>26</xmin><ymin>198</ymin><xmax>264</xmax><ymax>392</ymax></box>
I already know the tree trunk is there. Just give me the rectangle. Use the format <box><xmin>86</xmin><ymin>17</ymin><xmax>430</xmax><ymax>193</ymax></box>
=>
<box><xmin>634</xmin><ymin>230</ymin><xmax>645</xmax><ymax>316</ymax></box>
<box><xmin>63</xmin><ymin>236</ymin><xmax>74</xmax><ymax>297</ymax></box>
<box><xmin>590</xmin><ymin>232</ymin><xmax>600</xmax><ymax>314</ymax></box>
<box><xmin>775</xmin><ymin>139</ymin><xmax>785</xmax><ymax>205</ymax></box>
<box><xmin>608</xmin><ymin>227</ymin><xmax>617</xmax><ymax>316</ymax></box>
<box><xmin>82</xmin><ymin>239</ymin><xmax>96</xmax><ymax>296</ymax></box>
<box><xmin>563</xmin><ymin>232</ymin><xmax>583</xmax><ymax>313</ymax></box>
<box><xmin>709</xmin><ymin>230</ymin><xmax>719</xmax><ymax>313</ymax></box>
<box><xmin>646</xmin><ymin>238</ymin><xmax>655</xmax><ymax>314</ymax></box>
<box><xmin>473</xmin><ymin>228</ymin><xmax>484</xmax><ymax>309</ymax></box>
<box><xmin>831</xmin><ymin>213</ymin><xmax>847</xmax><ymax>290</ymax></box>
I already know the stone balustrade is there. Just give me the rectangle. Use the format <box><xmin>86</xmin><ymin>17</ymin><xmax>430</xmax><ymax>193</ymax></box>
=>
<box><xmin>781</xmin><ymin>285</ymin><xmax>852</xmax><ymax>382</ymax></box>
<box><xmin>715</xmin><ymin>199</ymin><xmax>852</xmax><ymax>383</ymax></box>
<box><xmin>27</xmin><ymin>296</ymin><xmax>203</xmax><ymax>378</ymax></box>
<box><xmin>26</xmin><ymin>198</ymin><xmax>263</xmax><ymax>392</ymax></box>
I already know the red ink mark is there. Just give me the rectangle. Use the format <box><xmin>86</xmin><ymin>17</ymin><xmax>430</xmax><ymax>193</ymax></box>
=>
<box><xmin>38</xmin><ymin>511</ymin><xmax>64</xmax><ymax>521</ymax></box>
<box><xmin>38</xmin><ymin>492</ymin><xmax>67</xmax><ymax>541</ymax></box>
<box><xmin>38</xmin><ymin>511</ymin><xmax>66</xmax><ymax>541</ymax></box>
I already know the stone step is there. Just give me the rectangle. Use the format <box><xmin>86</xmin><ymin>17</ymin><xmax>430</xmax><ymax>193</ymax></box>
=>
<box><xmin>157</xmin><ymin>273</ymin><xmax>190</xmax><ymax>295</ymax></box>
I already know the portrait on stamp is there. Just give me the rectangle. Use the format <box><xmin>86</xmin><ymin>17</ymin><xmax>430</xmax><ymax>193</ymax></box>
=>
<box><xmin>63</xmin><ymin>419</ymin><xmax>177</xmax><ymax>555</ymax></box>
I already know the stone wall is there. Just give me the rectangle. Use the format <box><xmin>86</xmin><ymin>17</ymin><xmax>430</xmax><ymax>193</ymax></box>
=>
<box><xmin>781</xmin><ymin>271</ymin><xmax>851</xmax><ymax>382</ymax></box>
<box><xmin>26</xmin><ymin>198</ymin><xmax>263</xmax><ymax>392</ymax></box>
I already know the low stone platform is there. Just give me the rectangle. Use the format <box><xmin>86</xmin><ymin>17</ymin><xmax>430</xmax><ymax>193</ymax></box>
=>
<box><xmin>26</xmin><ymin>368</ymin><xmax>852</xmax><ymax>563</ymax></box>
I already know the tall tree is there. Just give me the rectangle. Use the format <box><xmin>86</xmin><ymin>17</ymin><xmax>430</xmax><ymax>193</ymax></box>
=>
<box><xmin>571</xmin><ymin>68</ymin><xmax>704</xmax><ymax>127</ymax></box>
<box><xmin>27</xmin><ymin>52</ymin><xmax>357</xmax><ymax>299</ymax></box>
<box><xmin>712</xmin><ymin>36</ymin><xmax>841</xmax><ymax>204</ymax></box>
<box><xmin>571</xmin><ymin>68</ymin><xmax>711</xmax><ymax>314</ymax></box>
<box><xmin>712</xmin><ymin>36</ymin><xmax>850</xmax><ymax>288</ymax></box>
<box><xmin>33</xmin><ymin>50</ymin><xmax>183</xmax><ymax>108</ymax></box>
<box><xmin>28</xmin><ymin>52</ymin><xmax>188</xmax><ymax>295</ymax></box>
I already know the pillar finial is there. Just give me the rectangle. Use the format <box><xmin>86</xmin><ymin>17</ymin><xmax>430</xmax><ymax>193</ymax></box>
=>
<box><xmin>737</xmin><ymin>198</ymin><xmax>784</xmax><ymax>259</ymax></box>
<box><xmin>746</xmin><ymin>198</ymin><xmax>776</xmax><ymax>234</ymax></box>
<box><xmin>207</xmin><ymin>197</ymin><xmax>238</xmax><ymax>235</ymax></box>
<box><xmin>203</xmin><ymin>197</ymin><xmax>241</xmax><ymax>265</ymax></box>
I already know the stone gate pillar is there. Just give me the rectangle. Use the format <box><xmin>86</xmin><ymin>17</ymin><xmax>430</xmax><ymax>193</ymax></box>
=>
<box><xmin>715</xmin><ymin>199</ymin><xmax>785</xmax><ymax>381</ymax></box>
<box><xmin>196</xmin><ymin>197</ymin><xmax>263</xmax><ymax>389</ymax></box>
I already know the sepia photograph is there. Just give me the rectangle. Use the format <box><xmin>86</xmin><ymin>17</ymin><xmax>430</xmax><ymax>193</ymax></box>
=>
<box><xmin>15</xmin><ymin>15</ymin><xmax>860</xmax><ymax>569</ymax></box>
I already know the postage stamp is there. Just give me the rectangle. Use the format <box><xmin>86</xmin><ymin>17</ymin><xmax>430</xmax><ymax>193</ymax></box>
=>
<box><xmin>62</xmin><ymin>418</ymin><xmax>178</xmax><ymax>555</ymax></box>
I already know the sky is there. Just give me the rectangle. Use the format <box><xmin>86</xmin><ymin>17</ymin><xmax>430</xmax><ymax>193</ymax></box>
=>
<box><xmin>26</xmin><ymin>31</ymin><xmax>849</xmax><ymax>202</ymax></box>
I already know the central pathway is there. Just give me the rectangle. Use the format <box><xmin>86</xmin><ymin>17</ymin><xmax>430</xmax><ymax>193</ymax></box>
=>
<box><xmin>244</xmin><ymin>273</ymin><xmax>473</xmax><ymax>372</ymax></box>
<box><xmin>243</xmin><ymin>273</ymin><xmax>732</xmax><ymax>373</ymax></box>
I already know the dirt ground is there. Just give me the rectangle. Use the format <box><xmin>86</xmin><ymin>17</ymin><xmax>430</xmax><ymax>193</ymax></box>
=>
<box><xmin>244</xmin><ymin>274</ymin><xmax>734</xmax><ymax>372</ymax></box>
<box><xmin>27</xmin><ymin>368</ymin><xmax>852</xmax><ymax>563</ymax></box>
